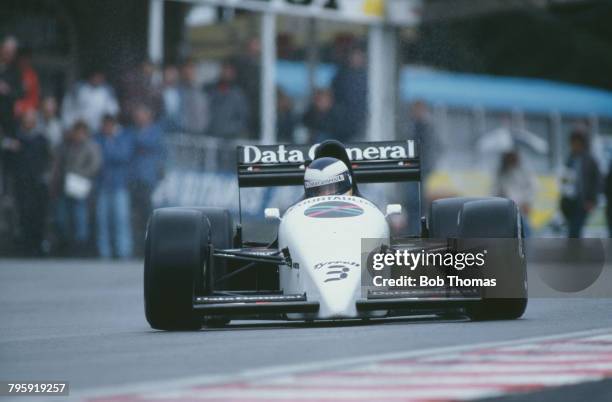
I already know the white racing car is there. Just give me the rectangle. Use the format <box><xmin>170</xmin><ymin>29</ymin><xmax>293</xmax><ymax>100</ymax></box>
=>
<box><xmin>144</xmin><ymin>140</ymin><xmax>527</xmax><ymax>330</ymax></box>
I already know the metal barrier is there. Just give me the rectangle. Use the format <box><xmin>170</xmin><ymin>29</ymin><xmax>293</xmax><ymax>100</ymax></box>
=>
<box><xmin>163</xmin><ymin>133</ymin><xmax>258</xmax><ymax>172</ymax></box>
<box><xmin>156</xmin><ymin>133</ymin><xmax>303</xmax><ymax>218</ymax></box>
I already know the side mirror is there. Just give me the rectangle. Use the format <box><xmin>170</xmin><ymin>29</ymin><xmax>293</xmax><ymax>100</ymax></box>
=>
<box><xmin>385</xmin><ymin>204</ymin><xmax>402</xmax><ymax>217</ymax></box>
<box><xmin>264</xmin><ymin>208</ymin><xmax>281</xmax><ymax>221</ymax></box>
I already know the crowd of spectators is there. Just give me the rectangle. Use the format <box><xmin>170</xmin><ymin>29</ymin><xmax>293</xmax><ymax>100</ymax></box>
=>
<box><xmin>0</xmin><ymin>36</ymin><xmax>171</xmax><ymax>258</ymax></box>
<box><xmin>0</xmin><ymin>34</ymin><xmax>369</xmax><ymax>258</ymax></box>
<box><xmin>0</xmin><ymin>35</ymin><xmax>169</xmax><ymax>258</ymax></box>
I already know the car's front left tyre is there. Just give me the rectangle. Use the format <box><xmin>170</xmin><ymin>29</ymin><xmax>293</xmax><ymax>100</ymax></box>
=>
<box><xmin>429</xmin><ymin>197</ymin><xmax>527</xmax><ymax>321</ymax></box>
<box><xmin>458</xmin><ymin>198</ymin><xmax>527</xmax><ymax>320</ymax></box>
<box><xmin>144</xmin><ymin>208</ymin><xmax>210</xmax><ymax>330</ymax></box>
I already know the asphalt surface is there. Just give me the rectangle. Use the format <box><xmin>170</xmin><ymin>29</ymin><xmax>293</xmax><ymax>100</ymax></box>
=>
<box><xmin>2</xmin><ymin>259</ymin><xmax>612</xmax><ymax>401</ymax></box>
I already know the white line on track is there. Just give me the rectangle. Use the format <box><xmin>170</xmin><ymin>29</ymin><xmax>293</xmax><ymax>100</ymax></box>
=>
<box><xmin>261</xmin><ymin>373</ymin><xmax>595</xmax><ymax>386</ymax></box>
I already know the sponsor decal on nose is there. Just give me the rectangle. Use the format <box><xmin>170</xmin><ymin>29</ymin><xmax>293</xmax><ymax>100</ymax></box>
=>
<box><xmin>304</xmin><ymin>201</ymin><xmax>364</xmax><ymax>218</ymax></box>
<box><xmin>324</xmin><ymin>265</ymin><xmax>351</xmax><ymax>282</ymax></box>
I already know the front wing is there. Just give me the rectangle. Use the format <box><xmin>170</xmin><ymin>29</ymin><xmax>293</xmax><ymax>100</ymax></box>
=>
<box><xmin>195</xmin><ymin>246</ymin><xmax>481</xmax><ymax>319</ymax></box>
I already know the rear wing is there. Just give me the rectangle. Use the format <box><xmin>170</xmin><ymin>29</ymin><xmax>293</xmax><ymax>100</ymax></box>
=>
<box><xmin>237</xmin><ymin>140</ymin><xmax>420</xmax><ymax>188</ymax></box>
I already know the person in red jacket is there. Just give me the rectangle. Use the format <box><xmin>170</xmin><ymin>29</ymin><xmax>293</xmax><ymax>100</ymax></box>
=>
<box><xmin>14</xmin><ymin>48</ymin><xmax>40</xmax><ymax>118</ymax></box>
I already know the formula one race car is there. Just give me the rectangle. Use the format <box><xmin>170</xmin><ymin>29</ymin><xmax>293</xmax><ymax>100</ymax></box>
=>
<box><xmin>144</xmin><ymin>140</ymin><xmax>527</xmax><ymax>330</ymax></box>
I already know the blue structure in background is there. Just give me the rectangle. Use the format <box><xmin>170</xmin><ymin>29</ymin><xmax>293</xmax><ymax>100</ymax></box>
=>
<box><xmin>276</xmin><ymin>61</ymin><xmax>612</xmax><ymax>118</ymax></box>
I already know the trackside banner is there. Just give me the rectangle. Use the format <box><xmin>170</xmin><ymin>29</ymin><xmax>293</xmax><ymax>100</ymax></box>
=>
<box><xmin>239</xmin><ymin>140</ymin><xmax>417</xmax><ymax>165</ymax></box>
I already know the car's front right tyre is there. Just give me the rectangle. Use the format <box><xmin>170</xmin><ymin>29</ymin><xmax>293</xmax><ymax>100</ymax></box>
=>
<box><xmin>144</xmin><ymin>208</ymin><xmax>210</xmax><ymax>331</ymax></box>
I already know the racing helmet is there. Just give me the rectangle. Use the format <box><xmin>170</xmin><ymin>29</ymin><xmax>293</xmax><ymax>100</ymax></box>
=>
<box><xmin>304</xmin><ymin>157</ymin><xmax>353</xmax><ymax>198</ymax></box>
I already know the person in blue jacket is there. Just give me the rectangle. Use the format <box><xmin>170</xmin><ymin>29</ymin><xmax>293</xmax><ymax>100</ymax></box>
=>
<box><xmin>129</xmin><ymin>103</ymin><xmax>164</xmax><ymax>256</ymax></box>
<box><xmin>95</xmin><ymin>114</ymin><xmax>134</xmax><ymax>258</ymax></box>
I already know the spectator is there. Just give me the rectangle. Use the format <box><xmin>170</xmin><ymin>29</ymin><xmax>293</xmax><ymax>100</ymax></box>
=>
<box><xmin>40</xmin><ymin>95</ymin><xmax>63</xmax><ymax>150</ymax></box>
<box><xmin>61</xmin><ymin>70</ymin><xmax>119</xmax><ymax>133</ymax></box>
<box><xmin>494</xmin><ymin>150</ymin><xmax>537</xmax><ymax>237</ymax></box>
<box><xmin>129</xmin><ymin>103</ymin><xmax>163</xmax><ymax>255</ymax></box>
<box><xmin>331</xmin><ymin>46</ymin><xmax>367</xmax><ymax>140</ymax></box>
<box><xmin>7</xmin><ymin>110</ymin><xmax>49</xmax><ymax>255</ymax></box>
<box><xmin>277</xmin><ymin>88</ymin><xmax>296</xmax><ymax>143</ymax></box>
<box><xmin>405</xmin><ymin>101</ymin><xmax>438</xmax><ymax>179</ymax></box>
<box><xmin>559</xmin><ymin>128</ymin><xmax>601</xmax><ymax>238</ymax></box>
<box><xmin>606</xmin><ymin>161</ymin><xmax>612</xmax><ymax>237</ymax></box>
<box><xmin>14</xmin><ymin>47</ymin><xmax>40</xmax><ymax>118</ymax></box>
<box><xmin>205</xmin><ymin>60</ymin><xmax>249</xmax><ymax>139</ymax></box>
<box><xmin>0</xmin><ymin>36</ymin><xmax>23</xmax><ymax>197</ymax></box>
<box><xmin>52</xmin><ymin>120</ymin><xmax>102</xmax><ymax>253</ymax></box>
<box><xmin>95</xmin><ymin>114</ymin><xmax>134</xmax><ymax>259</ymax></box>
<box><xmin>235</xmin><ymin>38</ymin><xmax>261</xmax><ymax>137</ymax></box>
<box><xmin>403</xmin><ymin>101</ymin><xmax>437</xmax><ymax>236</ymax></box>
<box><xmin>120</xmin><ymin>60</ymin><xmax>162</xmax><ymax>122</ymax></box>
<box><xmin>160</xmin><ymin>64</ymin><xmax>182</xmax><ymax>131</ymax></box>
<box><xmin>0</xmin><ymin>36</ymin><xmax>22</xmax><ymax>136</ymax></box>
<box><xmin>302</xmin><ymin>88</ymin><xmax>344</xmax><ymax>143</ymax></box>
<box><xmin>179</xmin><ymin>59</ymin><xmax>209</xmax><ymax>134</ymax></box>
<box><xmin>604</xmin><ymin>161</ymin><xmax>612</xmax><ymax>238</ymax></box>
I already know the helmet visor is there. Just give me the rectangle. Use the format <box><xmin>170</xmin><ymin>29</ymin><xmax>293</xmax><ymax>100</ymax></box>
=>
<box><xmin>304</xmin><ymin>171</ymin><xmax>352</xmax><ymax>198</ymax></box>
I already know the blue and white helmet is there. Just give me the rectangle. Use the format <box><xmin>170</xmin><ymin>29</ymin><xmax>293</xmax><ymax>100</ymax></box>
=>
<box><xmin>304</xmin><ymin>157</ymin><xmax>353</xmax><ymax>198</ymax></box>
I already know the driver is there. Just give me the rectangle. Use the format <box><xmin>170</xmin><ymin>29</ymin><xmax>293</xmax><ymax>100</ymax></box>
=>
<box><xmin>304</xmin><ymin>157</ymin><xmax>353</xmax><ymax>198</ymax></box>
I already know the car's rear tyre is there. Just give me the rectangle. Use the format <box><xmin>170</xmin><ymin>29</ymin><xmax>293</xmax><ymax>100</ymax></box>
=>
<box><xmin>144</xmin><ymin>208</ymin><xmax>210</xmax><ymax>330</ymax></box>
<box><xmin>428</xmin><ymin>197</ymin><xmax>480</xmax><ymax>239</ymax></box>
<box><xmin>429</xmin><ymin>197</ymin><xmax>527</xmax><ymax>321</ymax></box>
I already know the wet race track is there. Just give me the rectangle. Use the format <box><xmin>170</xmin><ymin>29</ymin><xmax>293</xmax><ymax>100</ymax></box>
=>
<box><xmin>2</xmin><ymin>259</ymin><xmax>612</xmax><ymax>402</ymax></box>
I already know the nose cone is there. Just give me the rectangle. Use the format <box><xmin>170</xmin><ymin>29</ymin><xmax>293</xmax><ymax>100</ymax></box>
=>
<box><xmin>279</xmin><ymin>196</ymin><xmax>390</xmax><ymax>319</ymax></box>
<box><xmin>310</xmin><ymin>258</ymin><xmax>361</xmax><ymax>319</ymax></box>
